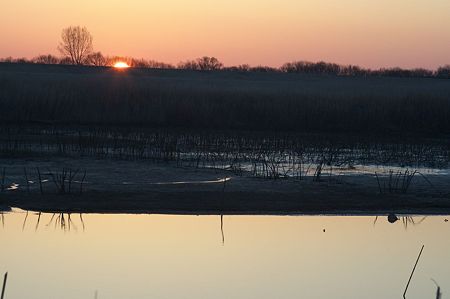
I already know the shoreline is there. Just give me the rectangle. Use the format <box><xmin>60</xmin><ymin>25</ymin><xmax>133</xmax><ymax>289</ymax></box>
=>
<box><xmin>3</xmin><ymin>189</ymin><xmax>450</xmax><ymax>215</ymax></box>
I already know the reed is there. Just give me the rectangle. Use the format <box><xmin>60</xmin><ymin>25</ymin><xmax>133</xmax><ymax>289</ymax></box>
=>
<box><xmin>375</xmin><ymin>169</ymin><xmax>418</xmax><ymax>194</ymax></box>
<box><xmin>1</xmin><ymin>272</ymin><xmax>7</xmax><ymax>299</ymax></box>
<box><xmin>46</xmin><ymin>168</ymin><xmax>85</xmax><ymax>194</ymax></box>
<box><xmin>23</xmin><ymin>167</ymin><xmax>30</xmax><ymax>193</ymax></box>
<box><xmin>36</xmin><ymin>167</ymin><xmax>43</xmax><ymax>195</ymax></box>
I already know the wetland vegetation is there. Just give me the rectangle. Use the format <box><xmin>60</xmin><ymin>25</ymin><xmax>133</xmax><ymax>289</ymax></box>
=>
<box><xmin>1</xmin><ymin>63</ymin><xmax>450</xmax><ymax>214</ymax></box>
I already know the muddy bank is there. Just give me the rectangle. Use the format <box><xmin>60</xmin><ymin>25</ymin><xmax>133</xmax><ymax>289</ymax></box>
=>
<box><xmin>3</xmin><ymin>189</ymin><xmax>450</xmax><ymax>215</ymax></box>
<box><xmin>1</xmin><ymin>157</ymin><xmax>449</xmax><ymax>214</ymax></box>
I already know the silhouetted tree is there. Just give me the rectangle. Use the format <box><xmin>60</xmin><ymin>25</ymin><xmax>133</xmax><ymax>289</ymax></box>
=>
<box><xmin>339</xmin><ymin>65</ymin><xmax>368</xmax><ymax>76</ymax></box>
<box><xmin>87</xmin><ymin>52</ymin><xmax>107</xmax><ymax>66</ymax></box>
<box><xmin>146</xmin><ymin>60</ymin><xmax>175</xmax><ymax>69</ymax></box>
<box><xmin>107</xmin><ymin>56</ymin><xmax>132</xmax><ymax>67</ymax></box>
<box><xmin>0</xmin><ymin>57</ymin><xmax>13</xmax><ymax>63</ymax></box>
<box><xmin>11</xmin><ymin>57</ymin><xmax>30</xmax><ymax>64</ymax></box>
<box><xmin>0</xmin><ymin>57</ymin><xmax>32</xmax><ymax>63</ymax></box>
<box><xmin>33</xmin><ymin>54</ymin><xmax>60</xmax><ymax>64</ymax></box>
<box><xmin>196</xmin><ymin>56</ymin><xmax>223</xmax><ymax>70</ymax></box>
<box><xmin>437</xmin><ymin>65</ymin><xmax>450</xmax><ymax>78</ymax></box>
<box><xmin>250</xmin><ymin>65</ymin><xmax>279</xmax><ymax>72</ymax></box>
<box><xmin>410</xmin><ymin>68</ymin><xmax>433</xmax><ymax>77</ymax></box>
<box><xmin>281</xmin><ymin>61</ymin><xmax>341</xmax><ymax>75</ymax></box>
<box><xmin>178</xmin><ymin>60</ymin><xmax>199</xmax><ymax>70</ymax></box>
<box><xmin>178</xmin><ymin>56</ymin><xmax>223</xmax><ymax>71</ymax></box>
<box><xmin>59</xmin><ymin>57</ymin><xmax>74</xmax><ymax>65</ymax></box>
<box><xmin>58</xmin><ymin>26</ymin><xmax>93</xmax><ymax>65</ymax></box>
<box><xmin>224</xmin><ymin>64</ymin><xmax>251</xmax><ymax>72</ymax></box>
<box><xmin>130</xmin><ymin>58</ymin><xmax>148</xmax><ymax>68</ymax></box>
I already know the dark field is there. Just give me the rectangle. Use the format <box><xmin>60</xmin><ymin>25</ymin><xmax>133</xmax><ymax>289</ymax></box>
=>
<box><xmin>1</xmin><ymin>63</ymin><xmax>450</xmax><ymax>135</ymax></box>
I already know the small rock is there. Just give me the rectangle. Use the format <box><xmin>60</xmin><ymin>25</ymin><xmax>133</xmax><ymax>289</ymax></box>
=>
<box><xmin>388</xmin><ymin>213</ymin><xmax>399</xmax><ymax>223</ymax></box>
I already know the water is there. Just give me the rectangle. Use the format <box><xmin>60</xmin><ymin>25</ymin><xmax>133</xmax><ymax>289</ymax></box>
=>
<box><xmin>1</xmin><ymin>212</ymin><xmax>449</xmax><ymax>299</ymax></box>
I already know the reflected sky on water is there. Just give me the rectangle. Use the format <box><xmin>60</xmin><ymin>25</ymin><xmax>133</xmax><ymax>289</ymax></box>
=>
<box><xmin>1</xmin><ymin>212</ymin><xmax>449</xmax><ymax>299</ymax></box>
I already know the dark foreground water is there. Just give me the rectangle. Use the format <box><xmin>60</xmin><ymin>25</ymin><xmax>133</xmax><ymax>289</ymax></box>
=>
<box><xmin>1</xmin><ymin>212</ymin><xmax>449</xmax><ymax>299</ymax></box>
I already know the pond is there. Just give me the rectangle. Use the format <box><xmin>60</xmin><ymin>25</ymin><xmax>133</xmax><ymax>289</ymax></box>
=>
<box><xmin>1</xmin><ymin>212</ymin><xmax>449</xmax><ymax>299</ymax></box>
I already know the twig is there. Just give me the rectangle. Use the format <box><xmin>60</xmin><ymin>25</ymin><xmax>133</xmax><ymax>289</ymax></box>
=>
<box><xmin>403</xmin><ymin>245</ymin><xmax>424</xmax><ymax>298</ymax></box>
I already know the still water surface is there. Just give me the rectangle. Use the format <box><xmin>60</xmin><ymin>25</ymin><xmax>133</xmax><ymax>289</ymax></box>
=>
<box><xmin>1</xmin><ymin>212</ymin><xmax>449</xmax><ymax>299</ymax></box>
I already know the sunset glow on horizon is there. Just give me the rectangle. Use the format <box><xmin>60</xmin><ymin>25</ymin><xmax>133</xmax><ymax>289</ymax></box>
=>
<box><xmin>113</xmin><ymin>61</ymin><xmax>130</xmax><ymax>69</ymax></box>
<box><xmin>1</xmin><ymin>0</ymin><xmax>450</xmax><ymax>69</ymax></box>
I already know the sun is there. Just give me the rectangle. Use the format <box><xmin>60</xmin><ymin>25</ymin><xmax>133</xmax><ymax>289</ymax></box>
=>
<box><xmin>113</xmin><ymin>61</ymin><xmax>130</xmax><ymax>69</ymax></box>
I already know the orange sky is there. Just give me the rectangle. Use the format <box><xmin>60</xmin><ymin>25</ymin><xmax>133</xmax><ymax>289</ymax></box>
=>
<box><xmin>1</xmin><ymin>0</ymin><xmax>449</xmax><ymax>69</ymax></box>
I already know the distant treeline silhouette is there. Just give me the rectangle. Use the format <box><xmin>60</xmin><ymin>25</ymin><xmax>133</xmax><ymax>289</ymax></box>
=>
<box><xmin>1</xmin><ymin>55</ymin><xmax>449</xmax><ymax>79</ymax></box>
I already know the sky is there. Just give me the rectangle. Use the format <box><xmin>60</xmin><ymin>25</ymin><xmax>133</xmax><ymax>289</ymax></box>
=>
<box><xmin>1</xmin><ymin>0</ymin><xmax>449</xmax><ymax>69</ymax></box>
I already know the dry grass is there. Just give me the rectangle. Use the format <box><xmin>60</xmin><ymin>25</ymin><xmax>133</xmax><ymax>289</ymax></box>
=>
<box><xmin>1</xmin><ymin>63</ymin><xmax>450</xmax><ymax>135</ymax></box>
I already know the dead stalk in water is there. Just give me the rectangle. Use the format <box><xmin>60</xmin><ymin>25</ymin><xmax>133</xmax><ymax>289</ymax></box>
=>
<box><xmin>80</xmin><ymin>170</ymin><xmax>87</xmax><ymax>194</ymax></box>
<box><xmin>36</xmin><ymin>167</ymin><xmax>43</xmax><ymax>195</ymax></box>
<box><xmin>1</xmin><ymin>272</ymin><xmax>7</xmax><ymax>299</ymax></box>
<box><xmin>24</xmin><ymin>167</ymin><xmax>30</xmax><ymax>193</ymax></box>
<box><xmin>403</xmin><ymin>245</ymin><xmax>424</xmax><ymax>299</ymax></box>
<box><xmin>431</xmin><ymin>279</ymin><xmax>442</xmax><ymax>299</ymax></box>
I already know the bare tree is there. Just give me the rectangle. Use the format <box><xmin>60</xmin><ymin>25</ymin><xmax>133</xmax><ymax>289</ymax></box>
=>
<box><xmin>33</xmin><ymin>54</ymin><xmax>60</xmax><ymax>64</ymax></box>
<box><xmin>177</xmin><ymin>59</ymin><xmax>199</xmax><ymax>70</ymax></box>
<box><xmin>177</xmin><ymin>56</ymin><xmax>223</xmax><ymax>71</ymax></box>
<box><xmin>196</xmin><ymin>56</ymin><xmax>223</xmax><ymax>70</ymax></box>
<box><xmin>59</xmin><ymin>57</ymin><xmax>74</xmax><ymax>65</ymax></box>
<box><xmin>437</xmin><ymin>65</ymin><xmax>450</xmax><ymax>78</ymax></box>
<box><xmin>58</xmin><ymin>26</ymin><xmax>93</xmax><ymax>65</ymax></box>
<box><xmin>87</xmin><ymin>52</ymin><xmax>107</xmax><ymax>66</ymax></box>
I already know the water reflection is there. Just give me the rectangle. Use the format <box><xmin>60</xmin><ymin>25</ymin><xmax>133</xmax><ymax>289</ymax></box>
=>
<box><xmin>1</xmin><ymin>213</ymin><xmax>449</xmax><ymax>299</ymax></box>
<box><xmin>220</xmin><ymin>215</ymin><xmax>225</xmax><ymax>245</ymax></box>
<box><xmin>1</xmin><ymin>211</ymin><xmax>445</xmax><ymax>236</ymax></box>
<box><xmin>431</xmin><ymin>279</ymin><xmax>442</xmax><ymax>299</ymax></box>
<box><xmin>13</xmin><ymin>211</ymin><xmax>86</xmax><ymax>232</ymax></box>
<box><xmin>46</xmin><ymin>213</ymin><xmax>85</xmax><ymax>232</ymax></box>
<box><xmin>21</xmin><ymin>210</ymin><xmax>28</xmax><ymax>231</ymax></box>
<box><xmin>373</xmin><ymin>214</ymin><xmax>428</xmax><ymax>229</ymax></box>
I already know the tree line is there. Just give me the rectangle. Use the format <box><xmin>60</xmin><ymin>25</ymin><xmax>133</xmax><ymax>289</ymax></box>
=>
<box><xmin>2</xmin><ymin>54</ymin><xmax>449</xmax><ymax>78</ymax></box>
<box><xmin>0</xmin><ymin>25</ymin><xmax>449</xmax><ymax>79</ymax></box>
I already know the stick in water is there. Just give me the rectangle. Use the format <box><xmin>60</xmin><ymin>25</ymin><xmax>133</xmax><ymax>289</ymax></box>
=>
<box><xmin>403</xmin><ymin>245</ymin><xmax>425</xmax><ymax>299</ymax></box>
<box><xmin>1</xmin><ymin>272</ymin><xmax>7</xmax><ymax>299</ymax></box>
